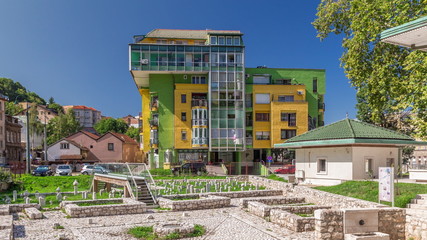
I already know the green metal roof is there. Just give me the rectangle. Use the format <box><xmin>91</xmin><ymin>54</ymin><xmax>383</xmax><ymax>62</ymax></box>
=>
<box><xmin>273</xmin><ymin>119</ymin><xmax>426</xmax><ymax>148</ymax></box>
<box><xmin>381</xmin><ymin>15</ymin><xmax>427</xmax><ymax>40</ymax></box>
<box><xmin>287</xmin><ymin>118</ymin><xmax>413</xmax><ymax>142</ymax></box>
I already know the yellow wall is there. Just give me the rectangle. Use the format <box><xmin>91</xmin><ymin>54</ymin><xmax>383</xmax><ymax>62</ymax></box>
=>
<box><xmin>139</xmin><ymin>89</ymin><xmax>150</xmax><ymax>152</ymax></box>
<box><xmin>252</xmin><ymin>85</ymin><xmax>308</xmax><ymax>149</ymax></box>
<box><xmin>174</xmin><ymin>84</ymin><xmax>208</xmax><ymax>149</ymax></box>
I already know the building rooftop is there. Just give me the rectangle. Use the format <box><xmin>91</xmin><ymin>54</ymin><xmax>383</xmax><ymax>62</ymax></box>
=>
<box><xmin>274</xmin><ymin>118</ymin><xmax>425</xmax><ymax>148</ymax></box>
<box><xmin>141</xmin><ymin>29</ymin><xmax>242</xmax><ymax>40</ymax></box>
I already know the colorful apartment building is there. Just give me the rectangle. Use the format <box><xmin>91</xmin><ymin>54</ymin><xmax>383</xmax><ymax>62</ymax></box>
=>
<box><xmin>129</xmin><ymin>29</ymin><xmax>325</xmax><ymax>170</ymax></box>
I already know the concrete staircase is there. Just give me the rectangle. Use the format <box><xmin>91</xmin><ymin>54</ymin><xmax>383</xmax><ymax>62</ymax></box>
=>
<box><xmin>407</xmin><ymin>194</ymin><xmax>427</xmax><ymax>216</ymax></box>
<box><xmin>206</xmin><ymin>165</ymin><xmax>226</xmax><ymax>176</ymax></box>
<box><xmin>129</xmin><ymin>178</ymin><xmax>156</xmax><ymax>206</ymax></box>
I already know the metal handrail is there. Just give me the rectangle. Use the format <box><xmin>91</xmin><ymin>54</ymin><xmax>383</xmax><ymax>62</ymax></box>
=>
<box><xmin>125</xmin><ymin>163</ymin><xmax>138</xmax><ymax>200</ymax></box>
<box><xmin>142</xmin><ymin>163</ymin><xmax>157</xmax><ymax>203</ymax></box>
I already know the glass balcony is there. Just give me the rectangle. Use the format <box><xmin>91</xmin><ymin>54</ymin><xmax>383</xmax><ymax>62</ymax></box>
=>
<box><xmin>192</xmin><ymin>119</ymin><xmax>208</xmax><ymax>126</ymax></box>
<box><xmin>191</xmin><ymin>99</ymin><xmax>208</xmax><ymax>108</ymax></box>
<box><xmin>150</xmin><ymin>139</ymin><xmax>158</xmax><ymax>145</ymax></box>
<box><xmin>192</xmin><ymin>138</ymin><xmax>208</xmax><ymax>145</ymax></box>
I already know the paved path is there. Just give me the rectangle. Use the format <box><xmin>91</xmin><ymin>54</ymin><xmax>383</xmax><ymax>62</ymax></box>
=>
<box><xmin>12</xmin><ymin>199</ymin><xmax>313</xmax><ymax>240</ymax></box>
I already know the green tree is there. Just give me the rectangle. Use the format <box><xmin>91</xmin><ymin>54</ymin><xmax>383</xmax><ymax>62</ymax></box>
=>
<box><xmin>126</xmin><ymin>126</ymin><xmax>140</xmax><ymax>142</ymax></box>
<box><xmin>47</xmin><ymin>103</ymin><xmax>64</xmax><ymax>114</ymax></box>
<box><xmin>94</xmin><ymin>118</ymin><xmax>129</xmax><ymax>135</ymax></box>
<box><xmin>313</xmin><ymin>0</ymin><xmax>427</xmax><ymax>137</ymax></box>
<box><xmin>47</xmin><ymin>109</ymin><xmax>81</xmax><ymax>145</ymax></box>
<box><xmin>0</xmin><ymin>77</ymin><xmax>46</xmax><ymax>105</ymax></box>
<box><xmin>5</xmin><ymin>102</ymin><xmax>23</xmax><ymax>115</ymax></box>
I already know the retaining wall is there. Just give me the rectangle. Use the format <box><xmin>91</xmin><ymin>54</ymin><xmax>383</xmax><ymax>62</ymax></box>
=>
<box><xmin>158</xmin><ymin>195</ymin><xmax>230</xmax><ymax>211</ymax></box>
<box><xmin>270</xmin><ymin>209</ymin><xmax>316</xmax><ymax>232</ymax></box>
<box><xmin>63</xmin><ymin>198</ymin><xmax>146</xmax><ymax>218</ymax></box>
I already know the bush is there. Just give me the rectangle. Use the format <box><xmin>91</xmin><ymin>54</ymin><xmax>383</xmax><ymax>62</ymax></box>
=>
<box><xmin>149</xmin><ymin>169</ymin><xmax>173</xmax><ymax>176</ymax></box>
<box><xmin>0</xmin><ymin>169</ymin><xmax>12</xmax><ymax>183</ymax></box>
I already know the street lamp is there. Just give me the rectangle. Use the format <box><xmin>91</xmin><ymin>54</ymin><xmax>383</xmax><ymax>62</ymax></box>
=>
<box><xmin>14</xmin><ymin>95</ymin><xmax>31</xmax><ymax>174</ymax></box>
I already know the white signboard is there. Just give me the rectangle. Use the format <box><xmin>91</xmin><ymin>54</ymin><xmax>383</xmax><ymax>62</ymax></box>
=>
<box><xmin>379</xmin><ymin>167</ymin><xmax>394</xmax><ymax>206</ymax></box>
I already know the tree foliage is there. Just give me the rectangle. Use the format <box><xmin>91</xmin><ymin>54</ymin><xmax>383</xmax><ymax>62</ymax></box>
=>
<box><xmin>47</xmin><ymin>109</ymin><xmax>81</xmax><ymax>145</ymax></box>
<box><xmin>94</xmin><ymin>118</ymin><xmax>129</xmax><ymax>135</ymax></box>
<box><xmin>126</xmin><ymin>126</ymin><xmax>140</xmax><ymax>142</ymax></box>
<box><xmin>0</xmin><ymin>77</ymin><xmax>46</xmax><ymax>105</ymax></box>
<box><xmin>5</xmin><ymin>102</ymin><xmax>23</xmax><ymax>116</ymax></box>
<box><xmin>313</xmin><ymin>0</ymin><xmax>427</xmax><ymax>138</ymax></box>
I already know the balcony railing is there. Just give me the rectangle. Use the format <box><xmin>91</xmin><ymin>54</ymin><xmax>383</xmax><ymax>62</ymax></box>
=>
<box><xmin>246</xmin><ymin>120</ymin><xmax>253</xmax><ymax>127</ymax></box>
<box><xmin>150</xmin><ymin>139</ymin><xmax>159</xmax><ymax>145</ymax></box>
<box><xmin>149</xmin><ymin>119</ymin><xmax>158</xmax><ymax>126</ymax></box>
<box><xmin>192</xmin><ymin>119</ymin><xmax>208</xmax><ymax>126</ymax></box>
<box><xmin>191</xmin><ymin>99</ymin><xmax>208</xmax><ymax>108</ymax></box>
<box><xmin>192</xmin><ymin>138</ymin><xmax>208</xmax><ymax>145</ymax></box>
<box><xmin>246</xmin><ymin>137</ymin><xmax>253</xmax><ymax>145</ymax></box>
<box><xmin>272</xmin><ymin>99</ymin><xmax>307</xmax><ymax>103</ymax></box>
<box><xmin>318</xmin><ymin>102</ymin><xmax>326</xmax><ymax>111</ymax></box>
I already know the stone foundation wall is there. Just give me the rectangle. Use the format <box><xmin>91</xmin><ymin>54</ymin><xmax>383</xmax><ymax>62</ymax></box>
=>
<box><xmin>63</xmin><ymin>198</ymin><xmax>146</xmax><ymax>218</ymax></box>
<box><xmin>314</xmin><ymin>208</ymin><xmax>405</xmax><ymax>240</ymax></box>
<box><xmin>406</xmin><ymin>214</ymin><xmax>427</xmax><ymax>239</ymax></box>
<box><xmin>248</xmin><ymin>201</ymin><xmax>331</xmax><ymax>218</ymax></box>
<box><xmin>158</xmin><ymin>195</ymin><xmax>230</xmax><ymax>211</ymax></box>
<box><xmin>378</xmin><ymin>208</ymin><xmax>406</xmax><ymax>240</ymax></box>
<box><xmin>240</xmin><ymin>196</ymin><xmax>304</xmax><ymax>208</ymax></box>
<box><xmin>314</xmin><ymin>209</ymin><xmax>344</xmax><ymax>240</ymax></box>
<box><xmin>270</xmin><ymin>209</ymin><xmax>316</xmax><ymax>232</ymax></box>
<box><xmin>8</xmin><ymin>203</ymin><xmax>40</xmax><ymax>213</ymax></box>
<box><xmin>207</xmin><ymin>189</ymin><xmax>282</xmax><ymax>199</ymax></box>
<box><xmin>246</xmin><ymin>176</ymin><xmax>384</xmax><ymax>209</ymax></box>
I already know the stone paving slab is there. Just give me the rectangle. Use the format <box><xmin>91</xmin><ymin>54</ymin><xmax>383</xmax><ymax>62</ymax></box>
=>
<box><xmin>11</xmin><ymin>199</ymin><xmax>314</xmax><ymax>240</ymax></box>
<box><xmin>0</xmin><ymin>228</ymin><xmax>12</xmax><ymax>240</ymax></box>
<box><xmin>0</xmin><ymin>215</ymin><xmax>13</xmax><ymax>230</ymax></box>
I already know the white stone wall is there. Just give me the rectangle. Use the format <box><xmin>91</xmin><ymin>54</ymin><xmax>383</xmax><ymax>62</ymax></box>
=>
<box><xmin>352</xmin><ymin>146</ymin><xmax>397</xmax><ymax>179</ymax></box>
<box><xmin>63</xmin><ymin>198</ymin><xmax>146</xmax><ymax>218</ymax></box>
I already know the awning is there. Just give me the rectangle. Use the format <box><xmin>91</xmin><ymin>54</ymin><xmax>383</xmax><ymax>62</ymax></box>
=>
<box><xmin>381</xmin><ymin>16</ymin><xmax>427</xmax><ymax>52</ymax></box>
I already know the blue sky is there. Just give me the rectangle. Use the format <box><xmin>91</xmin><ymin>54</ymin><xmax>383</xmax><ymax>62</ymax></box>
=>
<box><xmin>0</xmin><ymin>0</ymin><xmax>357</xmax><ymax>124</ymax></box>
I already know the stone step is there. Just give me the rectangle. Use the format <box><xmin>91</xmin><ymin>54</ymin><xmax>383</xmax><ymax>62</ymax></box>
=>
<box><xmin>0</xmin><ymin>206</ymin><xmax>9</xmax><ymax>216</ymax></box>
<box><xmin>407</xmin><ymin>204</ymin><xmax>427</xmax><ymax>210</ymax></box>
<box><xmin>416</xmin><ymin>194</ymin><xmax>427</xmax><ymax>200</ymax></box>
<box><xmin>406</xmin><ymin>208</ymin><xmax>427</xmax><ymax>218</ymax></box>
<box><xmin>411</xmin><ymin>199</ymin><xmax>427</xmax><ymax>204</ymax></box>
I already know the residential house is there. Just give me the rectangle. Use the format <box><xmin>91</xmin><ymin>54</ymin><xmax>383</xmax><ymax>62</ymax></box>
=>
<box><xmin>63</xmin><ymin>105</ymin><xmax>101</xmax><ymax>128</ymax></box>
<box><xmin>5</xmin><ymin>115</ymin><xmax>22</xmax><ymax>163</ymax></box>
<box><xmin>275</xmin><ymin>118</ymin><xmax>426</xmax><ymax>186</ymax></box>
<box><xmin>122</xmin><ymin>115</ymin><xmax>140</xmax><ymax>128</ymax></box>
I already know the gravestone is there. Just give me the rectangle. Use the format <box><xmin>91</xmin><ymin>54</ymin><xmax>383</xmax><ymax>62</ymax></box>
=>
<box><xmin>92</xmin><ymin>192</ymin><xmax>97</xmax><ymax>200</ymax></box>
<box><xmin>39</xmin><ymin>197</ymin><xmax>45</xmax><ymax>207</ymax></box>
<box><xmin>73</xmin><ymin>180</ymin><xmax>79</xmax><ymax>195</ymax></box>
<box><xmin>56</xmin><ymin>187</ymin><xmax>61</xmax><ymax>193</ymax></box>
<box><xmin>56</xmin><ymin>193</ymin><xmax>62</xmax><ymax>202</ymax></box>
<box><xmin>25</xmin><ymin>197</ymin><xmax>31</xmax><ymax>204</ymax></box>
<box><xmin>12</xmin><ymin>190</ymin><xmax>17</xmax><ymax>202</ymax></box>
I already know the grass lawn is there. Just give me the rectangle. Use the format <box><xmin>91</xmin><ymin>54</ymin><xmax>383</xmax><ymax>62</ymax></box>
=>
<box><xmin>266</xmin><ymin>174</ymin><xmax>288</xmax><ymax>182</ymax></box>
<box><xmin>128</xmin><ymin>224</ymin><xmax>205</xmax><ymax>239</ymax></box>
<box><xmin>153</xmin><ymin>176</ymin><xmax>227</xmax><ymax>180</ymax></box>
<box><xmin>5</xmin><ymin>174</ymin><xmax>92</xmax><ymax>194</ymax></box>
<box><xmin>314</xmin><ymin>180</ymin><xmax>427</xmax><ymax>208</ymax></box>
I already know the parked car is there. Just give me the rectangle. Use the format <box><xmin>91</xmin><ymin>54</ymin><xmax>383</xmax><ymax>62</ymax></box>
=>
<box><xmin>80</xmin><ymin>165</ymin><xmax>109</xmax><ymax>175</ymax></box>
<box><xmin>32</xmin><ymin>165</ymin><xmax>53</xmax><ymax>176</ymax></box>
<box><xmin>274</xmin><ymin>165</ymin><xmax>296</xmax><ymax>174</ymax></box>
<box><xmin>56</xmin><ymin>165</ymin><xmax>72</xmax><ymax>176</ymax></box>
<box><xmin>172</xmin><ymin>162</ymin><xmax>207</xmax><ymax>176</ymax></box>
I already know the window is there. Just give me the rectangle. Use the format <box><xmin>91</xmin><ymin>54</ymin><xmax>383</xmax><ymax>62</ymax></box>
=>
<box><xmin>233</xmin><ymin>37</ymin><xmax>240</xmax><ymax>45</ymax></box>
<box><xmin>0</xmin><ymin>140</ymin><xmax>2</xmax><ymax>148</ymax></box>
<box><xmin>281</xmin><ymin>129</ymin><xmax>296</xmax><ymax>139</ymax></box>
<box><xmin>255</xmin><ymin>94</ymin><xmax>270</xmax><ymax>104</ymax></box>
<box><xmin>278</xmin><ymin>95</ymin><xmax>294</xmax><ymax>102</ymax></box>
<box><xmin>218</xmin><ymin>36</ymin><xmax>225</xmax><ymax>45</ymax></box>
<box><xmin>0</xmin><ymin>126</ymin><xmax>2</xmax><ymax>135</ymax></box>
<box><xmin>156</xmin><ymin>39</ymin><xmax>167</xmax><ymax>44</ymax></box>
<box><xmin>210</xmin><ymin>36</ymin><xmax>217</xmax><ymax>45</ymax></box>
<box><xmin>181</xmin><ymin>94</ymin><xmax>187</xmax><ymax>103</ymax></box>
<box><xmin>253</xmin><ymin>76</ymin><xmax>270</xmax><ymax>84</ymax></box>
<box><xmin>226</xmin><ymin>36</ymin><xmax>232</xmax><ymax>45</ymax></box>
<box><xmin>181</xmin><ymin>131</ymin><xmax>187</xmax><ymax>140</ymax></box>
<box><xmin>317</xmin><ymin>159</ymin><xmax>327</xmax><ymax>173</ymax></box>
<box><xmin>365</xmin><ymin>157</ymin><xmax>373</xmax><ymax>173</ymax></box>
<box><xmin>255</xmin><ymin>113</ymin><xmax>270</xmax><ymax>121</ymax></box>
<box><xmin>255</xmin><ymin>131</ymin><xmax>270</xmax><ymax>140</ymax></box>
<box><xmin>281</xmin><ymin>113</ymin><xmax>296</xmax><ymax>126</ymax></box>
<box><xmin>313</xmin><ymin>77</ymin><xmax>318</xmax><ymax>93</ymax></box>
<box><xmin>108</xmin><ymin>143</ymin><xmax>114</xmax><ymax>151</ymax></box>
<box><xmin>181</xmin><ymin>112</ymin><xmax>187</xmax><ymax>121</ymax></box>
<box><xmin>176</xmin><ymin>40</ymin><xmax>188</xmax><ymax>45</ymax></box>
<box><xmin>60</xmin><ymin>143</ymin><xmax>69</xmax><ymax>149</ymax></box>
<box><xmin>192</xmin><ymin>76</ymin><xmax>206</xmax><ymax>84</ymax></box>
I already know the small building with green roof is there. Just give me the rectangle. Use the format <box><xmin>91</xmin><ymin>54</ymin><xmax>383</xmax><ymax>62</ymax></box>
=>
<box><xmin>274</xmin><ymin>118</ymin><xmax>426</xmax><ymax>185</ymax></box>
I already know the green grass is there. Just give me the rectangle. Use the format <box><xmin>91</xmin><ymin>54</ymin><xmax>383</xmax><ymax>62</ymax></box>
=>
<box><xmin>314</xmin><ymin>180</ymin><xmax>427</xmax><ymax>208</ymax></box>
<box><xmin>5</xmin><ymin>174</ymin><xmax>92</xmax><ymax>194</ymax></box>
<box><xmin>154</xmin><ymin>207</ymin><xmax>171</xmax><ymax>211</ymax></box>
<box><xmin>296</xmin><ymin>213</ymin><xmax>314</xmax><ymax>217</ymax></box>
<box><xmin>128</xmin><ymin>225</ymin><xmax>206</xmax><ymax>240</ymax></box>
<box><xmin>155</xmin><ymin>180</ymin><xmax>265</xmax><ymax>195</ymax></box>
<box><xmin>149</xmin><ymin>169</ymin><xmax>173</xmax><ymax>176</ymax></box>
<box><xmin>266</xmin><ymin>174</ymin><xmax>288</xmax><ymax>182</ymax></box>
<box><xmin>53</xmin><ymin>224</ymin><xmax>65</xmax><ymax>230</ymax></box>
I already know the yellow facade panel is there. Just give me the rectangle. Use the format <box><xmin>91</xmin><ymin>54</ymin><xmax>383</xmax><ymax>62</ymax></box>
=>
<box><xmin>139</xmin><ymin>89</ymin><xmax>150</xmax><ymax>152</ymax></box>
<box><xmin>174</xmin><ymin>84</ymin><xmax>208</xmax><ymax>149</ymax></box>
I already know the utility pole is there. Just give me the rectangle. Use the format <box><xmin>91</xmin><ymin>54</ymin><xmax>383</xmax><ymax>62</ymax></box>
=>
<box><xmin>25</xmin><ymin>103</ymin><xmax>30</xmax><ymax>174</ymax></box>
<box><xmin>44</xmin><ymin>113</ymin><xmax>47</xmax><ymax>161</ymax></box>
